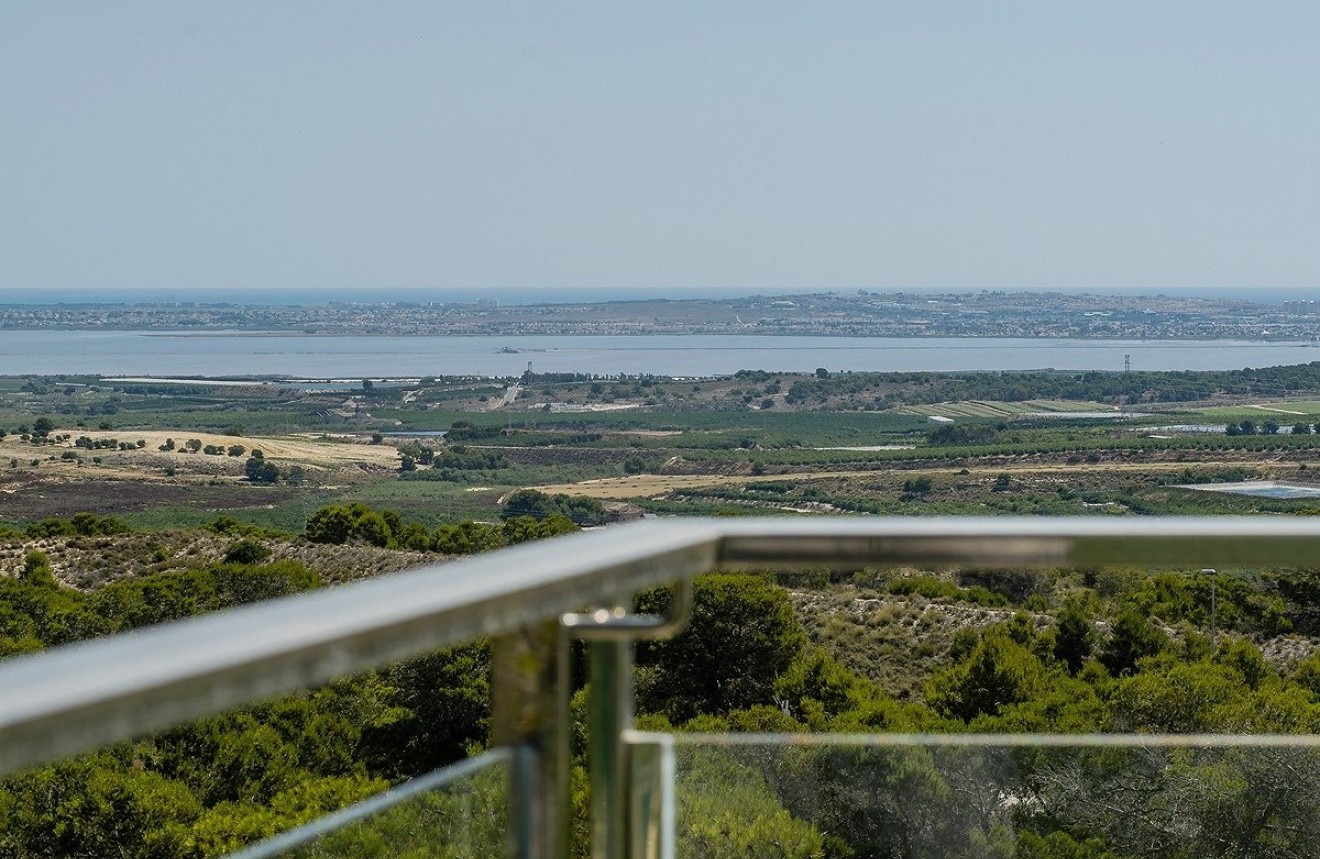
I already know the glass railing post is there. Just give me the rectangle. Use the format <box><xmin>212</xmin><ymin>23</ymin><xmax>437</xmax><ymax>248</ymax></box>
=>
<box><xmin>493</xmin><ymin>621</ymin><xmax>570</xmax><ymax>859</ymax></box>
<box><xmin>589</xmin><ymin>638</ymin><xmax>633</xmax><ymax>859</ymax></box>
<box><xmin>627</xmin><ymin>734</ymin><xmax>675</xmax><ymax>859</ymax></box>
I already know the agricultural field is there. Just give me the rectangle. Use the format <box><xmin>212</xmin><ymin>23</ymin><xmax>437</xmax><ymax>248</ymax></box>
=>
<box><xmin>896</xmin><ymin>399</ymin><xmax>1122</xmax><ymax>418</ymax></box>
<box><xmin>8</xmin><ymin>365</ymin><xmax>1320</xmax><ymax>529</ymax></box>
<box><xmin>1196</xmin><ymin>400</ymin><xmax>1320</xmax><ymax>420</ymax></box>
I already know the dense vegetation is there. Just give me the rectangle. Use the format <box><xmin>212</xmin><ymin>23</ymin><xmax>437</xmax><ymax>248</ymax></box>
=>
<box><xmin>4</xmin><ymin>506</ymin><xmax>1320</xmax><ymax>857</ymax></box>
<box><xmin>303</xmin><ymin>501</ymin><xmax>578</xmax><ymax>552</ymax></box>
<box><xmin>0</xmin><ymin>509</ymin><xmax>530</xmax><ymax>858</ymax></box>
<box><xmin>776</xmin><ymin>362</ymin><xmax>1320</xmax><ymax>408</ymax></box>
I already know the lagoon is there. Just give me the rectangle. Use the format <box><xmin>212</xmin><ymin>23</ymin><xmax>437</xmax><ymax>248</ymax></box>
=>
<box><xmin>1181</xmin><ymin>481</ymin><xmax>1320</xmax><ymax>500</ymax></box>
<box><xmin>3</xmin><ymin>331</ymin><xmax>1318</xmax><ymax>378</ymax></box>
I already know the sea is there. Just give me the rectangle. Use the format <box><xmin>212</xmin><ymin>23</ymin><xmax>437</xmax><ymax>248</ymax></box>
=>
<box><xmin>3</xmin><ymin>331</ymin><xmax>1317</xmax><ymax>378</ymax></box>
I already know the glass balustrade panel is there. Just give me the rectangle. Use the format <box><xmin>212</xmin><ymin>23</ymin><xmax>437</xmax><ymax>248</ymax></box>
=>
<box><xmin>227</xmin><ymin>748</ymin><xmax>509</xmax><ymax>859</ymax></box>
<box><xmin>638</xmin><ymin>733</ymin><xmax>1320</xmax><ymax>859</ymax></box>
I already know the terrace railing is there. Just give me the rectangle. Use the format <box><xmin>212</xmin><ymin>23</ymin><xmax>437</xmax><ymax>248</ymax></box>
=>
<box><xmin>2</xmin><ymin>517</ymin><xmax>1320</xmax><ymax>858</ymax></box>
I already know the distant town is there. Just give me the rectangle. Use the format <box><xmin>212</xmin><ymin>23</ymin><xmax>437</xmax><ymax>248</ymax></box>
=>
<box><xmin>3</xmin><ymin>290</ymin><xmax>1320</xmax><ymax>340</ymax></box>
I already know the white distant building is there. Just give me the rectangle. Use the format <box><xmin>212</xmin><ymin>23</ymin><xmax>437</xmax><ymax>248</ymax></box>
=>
<box><xmin>927</xmin><ymin>415</ymin><xmax>955</xmax><ymax>424</ymax></box>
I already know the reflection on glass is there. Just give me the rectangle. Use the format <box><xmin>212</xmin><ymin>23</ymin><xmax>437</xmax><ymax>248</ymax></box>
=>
<box><xmin>229</xmin><ymin>749</ymin><xmax>507</xmax><ymax>859</ymax></box>
<box><xmin>666</xmin><ymin>737</ymin><xmax>1320</xmax><ymax>859</ymax></box>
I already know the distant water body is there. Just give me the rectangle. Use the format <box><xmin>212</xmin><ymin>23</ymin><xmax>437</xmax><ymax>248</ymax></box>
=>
<box><xmin>4</xmin><ymin>331</ymin><xmax>1319</xmax><ymax>378</ymax></box>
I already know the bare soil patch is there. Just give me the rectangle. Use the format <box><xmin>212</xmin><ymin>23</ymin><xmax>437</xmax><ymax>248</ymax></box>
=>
<box><xmin>0</xmin><ymin>429</ymin><xmax>398</xmax><ymax>471</ymax></box>
<box><xmin>0</xmin><ymin>429</ymin><xmax>400</xmax><ymax>519</ymax></box>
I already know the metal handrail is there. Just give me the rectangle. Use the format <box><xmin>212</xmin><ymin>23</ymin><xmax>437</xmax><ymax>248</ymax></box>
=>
<box><xmin>0</xmin><ymin>519</ymin><xmax>722</xmax><ymax>777</ymax></box>
<box><xmin>2</xmin><ymin>515</ymin><xmax>1320</xmax><ymax>777</ymax></box>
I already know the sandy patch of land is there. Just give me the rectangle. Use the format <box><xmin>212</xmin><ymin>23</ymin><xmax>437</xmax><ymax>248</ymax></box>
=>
<box><xmin>1249</xmin><ymin>404</ymin><xmax>1308</xmax><ymax>416</ymax></box>
<box><xmin>2</xmin><ymin>428</ymin><xmax>399</xmax><ymax>469</ymax></box>
<box><xmin>605</xmin><ymin>430</ymin><xmax>684</xmax><ymax>437</ymax></box>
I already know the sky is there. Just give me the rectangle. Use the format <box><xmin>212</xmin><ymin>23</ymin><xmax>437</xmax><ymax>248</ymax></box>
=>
<box><xmin>2</xmin><ymin>3</ymin><xmax>1319</xmax><ymax>296</ymax></box>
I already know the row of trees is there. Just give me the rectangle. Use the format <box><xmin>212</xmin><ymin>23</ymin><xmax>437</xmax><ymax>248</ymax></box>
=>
<box><xmin>395</xmin><ymin>441</ymin><xmax>510</xmax><ymax>475</ymax></box>
<box><xmin>777</xmin><ymin>361</ymin><xmax>1320</xmax><ymax>407</ymax></box>
<box><xmin>158</xmin><ymin>437</ymin><xmax>253</xmax><ymax>457</ymax></box>
<box><xmin>303</xmin><ymin>501</ymin><xmax>578</xmax><ymax>553</ymax></box>
<box><xmin>15</xmin><ymin>512</ymin><xmax>129</xmax><ymax>540</ymax></box>
<box><xmin>499</xmin><ymin>489</ymin><xmax>607</xmax><ymax>525</ymax></box>
<box><xmin>1226</xmin><ymin>418</ymin><xmax>1315</xmax><ymax>436</ymax></box>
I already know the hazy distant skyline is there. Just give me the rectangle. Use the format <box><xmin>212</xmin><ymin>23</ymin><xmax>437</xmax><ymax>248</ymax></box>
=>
<box><xmin>3</xmin><ymin>3</ymin><xmax>1319</xmax><ymax>295</ymax></box>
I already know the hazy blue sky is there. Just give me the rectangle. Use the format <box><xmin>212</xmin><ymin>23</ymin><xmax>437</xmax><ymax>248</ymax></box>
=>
<box><xmin>2</xmin><ymin>3</ymin><xmax>1318</xmax><ymax>294</ymax></box>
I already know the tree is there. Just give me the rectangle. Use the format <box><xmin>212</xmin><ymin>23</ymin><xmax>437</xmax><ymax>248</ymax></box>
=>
<box><xmin>304</xmin><ymin>506</ymin><xmax>354</xmax><ymax>545</ymax></box>
<box><xmin>928</xmin><ymin>628</ymin><xmax>1047</xmax><ymax>722</ymax></box>
<box><xmin>185</xmin><ymin>439</ymin><xmax>203</xmax><ymax>453</ymax></box>
<box><xmin>359</xmin><ymin>645</ymin><xmax>491</xmax><ymax>780</ymax></box>
<box><xmin>31</xmin><ymin>417</ymin><xmax>53</xmax><ymax>438</ymax></box>
<box><xmin>304</xmin><ymin>503</ymin><xmax>395</xmax><ymax>547</ymax></box>
<box><xmin>499</xmin><ymin>489</ymin><xmax>605</xmax><ymax>525</ymax></box>
<box><xmin>1099</xmin><ymin>608</ymin><xmax>1168</xmax><ymax>677</ymax></box>
<box><xmin>244</xmin><ymin>457</ymin><xmax>280</xmax><ymax>484</ymax></box>
<box><xmin>500</xmin><ymin>489</ymin><xmax>558</xmax><ymax>521</ymax></box>
<box><xmin>1053</xmin><ymin>600</ymin><xmax>1096</xmax><ymax>674</ymax></box>
<box><xmin>635</xmin><ymin>575</ymin><xmax>807</xmax><ymax>722</ymax></box>
<box><xmin>212</xmin><ymin>561</ymin><xmax>320</xmax><ymax>606</ymax></box>
<box><xmin>675</xmin><ymin>750</ymin><xmax>829</xmax><ymax>859</ymax></box>
<box><xmin>20</xmin><ymin>550</ymin><xmax>56</xmax><ymax>588</ymax></box>
<box><xmin>223</xmin><ymin>539</ymin><xmax>272</xmax><ymax>565</ymax></box>
<box><xmin>903</xmin><ymin>476</ymin><xmax>932</xmax><ymax>496</ymax></box>
<box><xmin>500</xmin><ymin>514</ymin><xmax>576</xmax><ymax>545</ymax></box>
<box><xmin>929</xmin><ymin>423</ymin><xmax>997</xmax><ymax>446</ymax></box>
<box><xmin>432</xmin><ymin>520</ymin><xmax>506</xmax><ymax>555</ymax></box>
<box><xmin>1</xmin><ymin>757</ymin><xmax>203</xmax><ymax>859</ymax></box>
<box><xmin>1294</xmin><ymin>422</ymin><xmax>1313</xmax><ymax>435</ymax></box>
